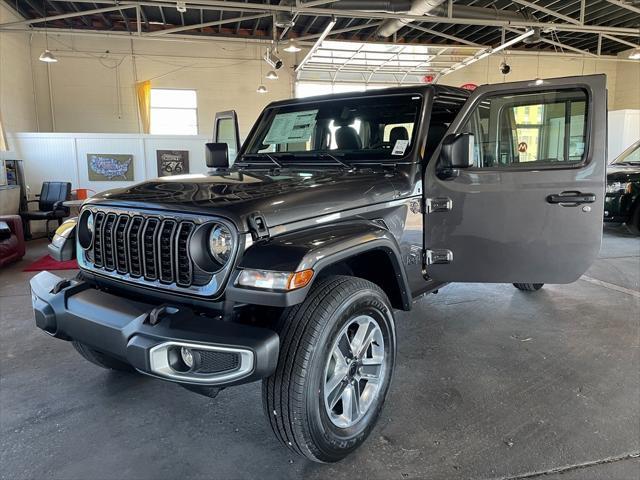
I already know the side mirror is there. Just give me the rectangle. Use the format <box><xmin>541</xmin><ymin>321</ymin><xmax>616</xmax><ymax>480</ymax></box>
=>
<box><xmin>206</xmin><ymin>143</ymin><xmax>229</xmax><ymax>169</ymax></box>
<box><xmin>439</xmin><ymin>133</ymin><xmax>475</xmax><ymax>170</ymax></box>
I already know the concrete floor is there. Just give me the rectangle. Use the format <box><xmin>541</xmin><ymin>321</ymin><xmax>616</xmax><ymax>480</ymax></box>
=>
<box><xmin>1</xmin><ymin>227</ymin><xmax>638</xmax><ymax>480</ymax></box>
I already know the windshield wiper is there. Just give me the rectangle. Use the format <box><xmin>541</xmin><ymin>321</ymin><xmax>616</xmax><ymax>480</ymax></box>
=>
<box><xmin>318</xmin><ymin>152</ymin><xmax>353</xmax><ymax>170</ymax></box>
<box><xmin>240</xmin><ymin>153</ymin><xmax>282</xmax><ymax>168</ymax></box>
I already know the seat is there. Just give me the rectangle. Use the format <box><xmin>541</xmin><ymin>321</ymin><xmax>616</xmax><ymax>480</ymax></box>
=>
<box><xmin>0</xmin><ymin>215</ymin><xmax>26</xmax><ymax>267</ymax></box>
<box><xmin>389</xmin><ymin>126</ymin><xmax>409</xmax><ymax>145</ymax></box>
<box><xmin>20</xmin><ymin>182</ymin><xmax>71</xmax><ymax>238</ymax></box>
<box><xmin>424</xmin><ymin>124</ymin><xmax>449</xmax><ymax>160</ymax></box>
<box><xmin>335</xmin><ymin>126</ymin><xmax>362</xmax><ymax>150</ymax></box>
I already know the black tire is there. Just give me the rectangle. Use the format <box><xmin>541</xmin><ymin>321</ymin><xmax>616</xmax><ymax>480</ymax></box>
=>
<box><xmin>626</xmin><ymin>205</ymin><xmax>640</xmax><ymax>236</ymax></box>
<box><xmin>72</xmin><ymin>341</ymin><xmax>135</xmax><ymax>372</ymax></box>
<box><xmin>513</xmin><ymin>283</ymin><xmax>544</xmax><ymax>291</ymax></box>
<box><xmin>262</xmin><ymin>275</ymin><xmax>396</xmax><ymax>463</ymax></box>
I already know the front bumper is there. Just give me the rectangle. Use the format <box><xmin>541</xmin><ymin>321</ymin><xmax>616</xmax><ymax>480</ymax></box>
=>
<box><xmin>30</xmin><ymin>271</ymin><xmax>279</xmax><ymax>387</ymax></box>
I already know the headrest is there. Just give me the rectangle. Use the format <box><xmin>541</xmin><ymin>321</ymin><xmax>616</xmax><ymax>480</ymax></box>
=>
<box><xmin>335</xmin><ymin>126</ymin><xmax>362</xmax><ymax>150</ymax></box>
<box><xmin>389</xmin><ymin>126</ymin><xmax>409</xmax><ymax>145</ymax></box>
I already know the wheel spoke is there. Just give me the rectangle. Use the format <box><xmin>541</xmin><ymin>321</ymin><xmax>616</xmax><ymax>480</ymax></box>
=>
<box><xmin>326</xmin><ymin>376</ymin><xmax>347</xmax><ymax>409</ymax></box>
<box><xmin>349</xmin><ymin>382</ymin><xmax>361</xmax><ymax>421</ymax></box>
<box><xmin>336</xmin><ymin>332</ymin><xmax>353</xmax><ymax>364</ymax></box>
<box><xmin>359</xmin><ymin>363</ymin><xmax>382</xmax><ymax>380</ymax></box>
<box><xmin>350</xmin><ymin>319</ymin><xmax>375</xmax><ymax>358</ymax></box>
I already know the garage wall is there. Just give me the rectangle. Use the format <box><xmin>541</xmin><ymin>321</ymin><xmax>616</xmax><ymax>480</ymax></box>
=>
<box><xmin>25</xmin><ymin>33</ymin><xmax>297</xmax><ymax>139</ymax></box>
<box><xmin>5</xmin><ymin>132</ymin><xmax>212</xmax><ymax>193</ymax></box>
<box><xmin>613</xmin><ymin>50</ymin><xmax>640</xmax><ymax>111</ymax></box>
<box><xmin>0</xmin><ymin>3</ymin><xmax>38</xmax><ymax>134</ymax></box>
<box><xmin>437</xmin><ymin>53</ymin><xmax>623</xmax><ymax>106</ymax></box>
<box><xmin>608</xmin><ymin>110</ymin><xmax>640</xmax><ymax>160</ymax></box>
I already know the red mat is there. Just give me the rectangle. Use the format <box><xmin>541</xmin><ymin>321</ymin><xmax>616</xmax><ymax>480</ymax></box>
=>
<box><xmin>23</xmin><ymin>254</ymin><xmax>78</xmax><ymax>272</ymax></box>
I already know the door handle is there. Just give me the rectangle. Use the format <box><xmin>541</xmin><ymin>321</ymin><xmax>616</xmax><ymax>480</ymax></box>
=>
<box><xmin>546</xmin><ymin>192</ymin><xmax>596</xmax><ymax>205</ymax></box>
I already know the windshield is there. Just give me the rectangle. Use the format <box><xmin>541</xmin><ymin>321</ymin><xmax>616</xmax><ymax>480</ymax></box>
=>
<box><xmin>612</xmin><ymin>141</ymin><xmax>640</xmax><ymax>165</ymax></box>
<box><xmin>243</xmin><ymin>94</ymin><xmax>422</xmax><ymax>162</ymax></box>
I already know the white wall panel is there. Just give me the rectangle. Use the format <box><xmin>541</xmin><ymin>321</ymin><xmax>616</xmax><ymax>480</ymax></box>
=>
<box><xmin>10</xmin><ymin>135</ymin><xmax>77</xmax><ymax>192</ymax></box>
<box><xmin>5</xmin><ymin>133</ymin><xmax>212</xmax><ymax>197</ymax></box>
<box><xmin>608</xmin><ymin>110</ymin><xmax>640</xmax><ymax>161</ymax></box>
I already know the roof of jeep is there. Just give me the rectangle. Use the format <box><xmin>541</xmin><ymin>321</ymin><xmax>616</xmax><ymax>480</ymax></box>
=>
<box><xmin>265</xmin><ymin>84</ymin><xmax>470</xmax><ymax>109</ymax></box>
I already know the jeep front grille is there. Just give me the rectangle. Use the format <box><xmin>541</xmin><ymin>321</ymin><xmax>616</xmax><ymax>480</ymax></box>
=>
<box><xmin>88</xmin><ymin>211</ymin><xmax>201</xmax><ymax>289</ymax></box>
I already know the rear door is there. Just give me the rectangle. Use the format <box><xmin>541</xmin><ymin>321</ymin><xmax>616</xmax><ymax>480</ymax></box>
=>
<box><xmin>424</xmin><ymin>74</ymin><xmax>606</xmax><ymax>284</ymax></box>
<box><xmin>213</xmin><ymin>110</ymin><xmax>241</xmax><ymax>163</ymax></box>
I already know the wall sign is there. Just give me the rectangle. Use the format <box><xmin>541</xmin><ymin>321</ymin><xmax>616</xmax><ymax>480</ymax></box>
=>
<box><xmin>156</xmin><ymin>150</ymin><xmax>189</xmax><ymax>177</ymax></box>
<box><xmin>87</xmin><ymin>154</ymin><xmax>134</xmax><ymax>181</ymax></box>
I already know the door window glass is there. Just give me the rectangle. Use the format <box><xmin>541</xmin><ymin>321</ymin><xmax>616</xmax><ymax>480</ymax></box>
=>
<box><xmin>461</xmin><ymin>89</ymin><xmax>588</xmax><ymax>168</ymax></box>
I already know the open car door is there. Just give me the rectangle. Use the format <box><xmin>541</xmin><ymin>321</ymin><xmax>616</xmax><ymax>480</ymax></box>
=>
<box><xmin>424</xmin><ymin>74</ymin><xmax>607</xmax><ymax>284</ymax></box>
<box><xmin>213</xmin><ymin>110</ymin><xmax>241</xmax><ymax>164</ymax></box>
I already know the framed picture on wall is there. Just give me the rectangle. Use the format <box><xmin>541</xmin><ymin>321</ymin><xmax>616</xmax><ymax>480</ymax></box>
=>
<box><xmin>87</xmin><ymin>154</ymin><xmax>134</xmax><ymax>181</ymax></box>
<box><xmin>156</xmin><ymin>150</ymin><xmax>189</xmax><ymax>177</ymax></box>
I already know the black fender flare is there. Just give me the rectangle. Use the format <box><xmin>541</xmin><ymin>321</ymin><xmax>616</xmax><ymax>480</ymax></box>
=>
<box><xmin>225</xmin><ymin>220</ymin><xmax>412</xmax><ymax>310</ymax></box>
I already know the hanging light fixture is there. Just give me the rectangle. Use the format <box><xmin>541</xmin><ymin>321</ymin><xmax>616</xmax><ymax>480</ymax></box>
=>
<box><xmin>39</xmin><ymin>0</ymin><xmax>58</xmax><ymax>63</ymax></box>
<box><xmin>283</xmin><ymin>39</ymin><xmax>301</xmax><ymax>53</ymax></box>
<box><xmin>256</xmin><ymin>49</ymin><xmax>268</xmax><ymax>93</ymax></box>
<box><xmin>39</xmin><ymin>49</ymin><xmax>58</xmax><ymax>63</ymax></box>
<box><xmin>266</xmin><ymin>70</ymin><xmax>278</xmax><ymax>80</ymax></box>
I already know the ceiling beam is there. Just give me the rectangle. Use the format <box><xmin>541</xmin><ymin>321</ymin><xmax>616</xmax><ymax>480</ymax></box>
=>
<box><xmin>296</xmin><ymin>21</ymin><xmax>383</xmax><ymax>41</ymax></box>
<box><xmin>509</xmin><ymin>0</ymin><xmax>580</xmax><ymax>25</ymax></box>
<box><xmin>601</xmin><ymin>33</ymin><xmax>639</xmax><ymax>49</ymax></box>
<box><xmin>0</xmin><ymin>4</ymin><xmax>137</xmax><ymax>27</ymax></box>
<box><xmin>43</xmin><ymin>0</ymin><xmax>640</xmax><ymax>36</ymax></box>
<box><xmin>5</xmin><ymin>25</ymin><xmax>637</xmax><ymax>64</ymax></box>
<box><xmin>69</xmin><ymin>2</ymin><xmax>92</xmax><ymax>27</ymax></box>
<box><xmin>146</xmin><ymin>12</ymin><xmax>271</xmax><ymax>36</ymax></box>
<box><xmin>407</xmin><ymin>24</ymin><xmax>482</xmax><ymax>47</ymax></box>
<box><xmin>505</xmin><ymin>27</ymin><xmax>597</xmax><ymax>57</ymax></box>
<box><xmin>603</xmin><ymin>0</ymin><xmax>640</xmax><ymax>15</ymax></box>
<box><xmin>296</xmin><ymin>16</ymin><xmax>336</xmax><ymax>72</ymax></box>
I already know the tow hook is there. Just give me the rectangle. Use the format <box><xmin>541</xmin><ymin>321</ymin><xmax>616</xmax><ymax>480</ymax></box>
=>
<box><xmin>146</xmin><ymin>304</ymin><xmax>190</xmax><ymax>325</ymax></box>
<box><xmin>51</xmin><ymin>279</ymin><xmax>72</xmax><ymax>294</ymax></box>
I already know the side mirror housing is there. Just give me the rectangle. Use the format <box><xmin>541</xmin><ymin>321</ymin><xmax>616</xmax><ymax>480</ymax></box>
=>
<box><xmin>206</xmin><ymin>142</ymin><xmax>229</xmax><ymax>169</ymax></box>
<box><xmin>439</xmin><ymin>133</ymin><xmax>475</xmax><ymax>170</ymax></box>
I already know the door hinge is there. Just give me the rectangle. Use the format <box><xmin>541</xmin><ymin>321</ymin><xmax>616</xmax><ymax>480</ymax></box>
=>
<box><xmin>425</xmin><ymin>197</ymin><xmax>452</xmax><ymax>213</ymax></box>
<box><xmin>425</xmin><ymin>249</ymin><xmax>453</xmax><ymax>265</ymax></box>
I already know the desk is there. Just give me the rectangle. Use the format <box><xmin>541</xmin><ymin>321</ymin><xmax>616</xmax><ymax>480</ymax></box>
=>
<box><xmin>63</xmin><ymin>199</ymin><xmax>86</xmax><ymax>216</ymax></box>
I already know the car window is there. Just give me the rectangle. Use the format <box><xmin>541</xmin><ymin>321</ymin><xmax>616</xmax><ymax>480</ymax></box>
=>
<box><xmin>245</xmin><ymin>95</ymin><xmax>422</xmax><ymax>162</ymax></box>
<box><xmin>462</xmin><ymin>89</ymin><xmax>588</xmax><ymax>168</ymax></box>
<box><xmin>612</xmin><ymin>142</ymin><xmax>640</xmax><ymax>165</ymax></box>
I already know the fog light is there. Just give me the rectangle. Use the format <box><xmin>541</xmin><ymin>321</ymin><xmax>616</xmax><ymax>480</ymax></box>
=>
<box><xmin>181</xmin><ymin>347</ymin><xmax>194</xmax><ymax>369</ymax></box>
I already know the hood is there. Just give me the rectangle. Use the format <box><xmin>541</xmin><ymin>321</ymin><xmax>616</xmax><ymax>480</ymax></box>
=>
<box><xmin>607</xmin><ymin>164</ymin><xmax>640</xmax><ymax>183</ymax></box>
<box><xmin>86</xmin><ymin>167</ymin><xmax>398</xmax><ymax>231</ymax></box>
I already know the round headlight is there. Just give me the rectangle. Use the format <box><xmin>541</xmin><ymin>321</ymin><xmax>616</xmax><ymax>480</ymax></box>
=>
<box><xmin>208</xmin><ymin>224</ymin><xmax>233</xmax><ymax>265</ymax></box>
<box><xmin>78</xmin><ymin>210</ymin><xmax>94</xmax><ymax>249</ymax></box>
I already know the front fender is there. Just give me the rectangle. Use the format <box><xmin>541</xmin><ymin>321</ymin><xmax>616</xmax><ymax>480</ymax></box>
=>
<box><xmin>225</xmin><ymin>220</ymin><xmax>411</xmax><ymax>309</ymax></box>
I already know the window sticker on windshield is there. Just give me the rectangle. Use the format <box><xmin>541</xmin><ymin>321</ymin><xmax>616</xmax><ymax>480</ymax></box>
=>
<box><xmin>264</xmin><ymin>110</ymin><xmax>318</xmax><ymax>145</ymax></box>
<box><xmin>392</xmin><ymin>139</ymin><xmax>409</xmax><ymax>156</ymax></box>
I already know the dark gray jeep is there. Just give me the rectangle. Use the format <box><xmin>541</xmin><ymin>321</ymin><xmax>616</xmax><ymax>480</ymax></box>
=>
<box><xmin>31</xmin><ymin>75</ymin><xmax>607</xmax><ymax>462</ymax></box>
